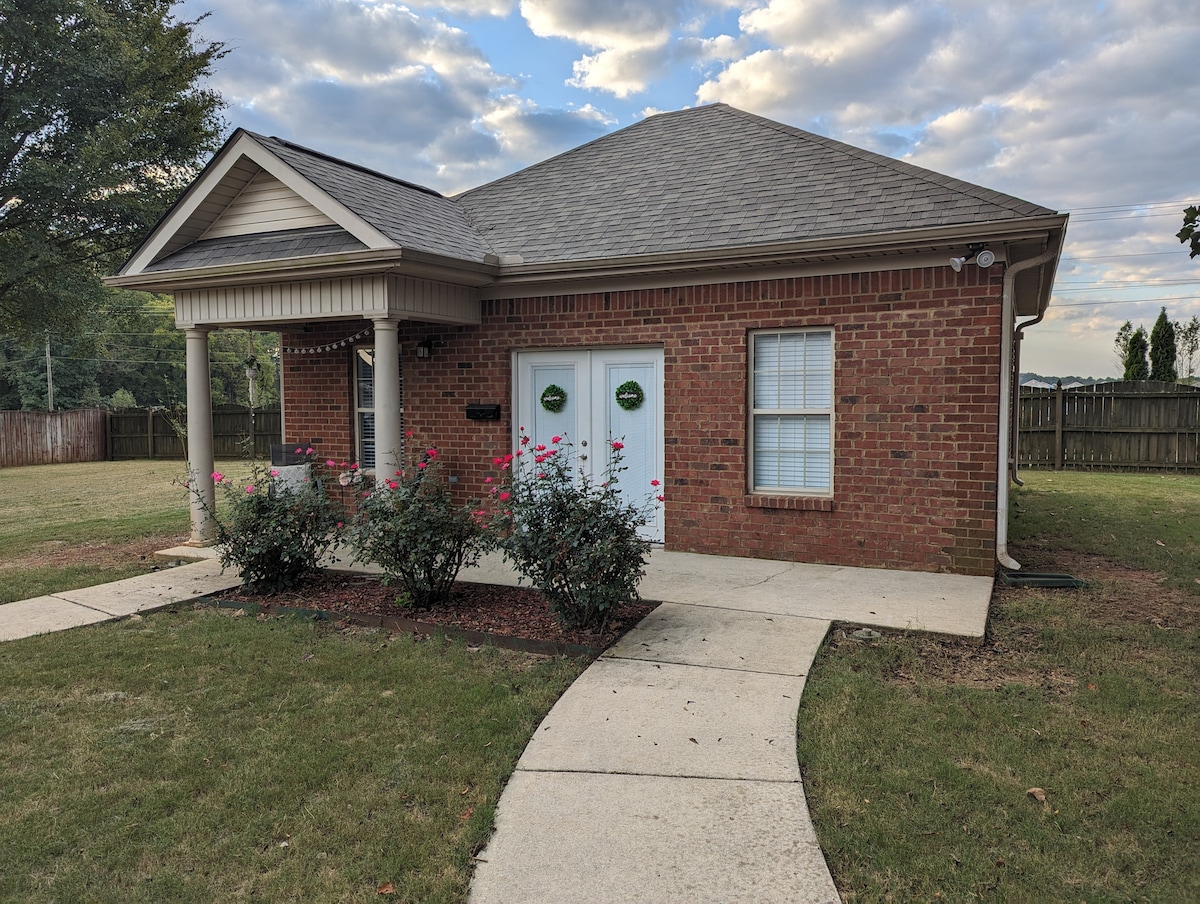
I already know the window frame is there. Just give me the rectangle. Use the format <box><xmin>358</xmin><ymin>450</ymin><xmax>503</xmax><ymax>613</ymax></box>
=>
<box><xmin>747</xmin><ymin>327</ymin><xmax>835</xmax><ymax>497</ymax></box>
<box><xmin>354</xmin><ymin>346</ymin><xmax>377</xmax><ymax>471</ymax></box>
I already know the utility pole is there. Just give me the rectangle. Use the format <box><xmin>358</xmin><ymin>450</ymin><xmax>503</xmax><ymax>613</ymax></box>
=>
<box><xmin>44</xmin><ymin>332</ymin><xmax>54</xmax><ymax>411</ymax></box>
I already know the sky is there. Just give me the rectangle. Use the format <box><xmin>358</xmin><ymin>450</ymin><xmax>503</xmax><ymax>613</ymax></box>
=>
<box><xmin>177</xmin><ymin>0</ymin><xmax>1199</xmax><ymax>379</ymax></box>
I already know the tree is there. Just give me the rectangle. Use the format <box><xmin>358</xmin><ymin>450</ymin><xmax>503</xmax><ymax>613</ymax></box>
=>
<box><xmin>1114</xmin><ymin>320</ymin><xmax>1133</xmax><ymax>373</ymax></box>
<box><xmin>0</xmin><ymin>0</ymin><xmax>226</xmax><ymax>342</ymax></box>
<box><xmin>1180</xmin><ymin>205</ymin><xmax>1200</xmax><ymax>259</ymax></box>
<box><xmin>1148</xmin><ymin>308</ymin><xmax>1177</xmax><ymax>382</ymax></box>
<box><xmin>1177</xmin><ymin>316</ymin><xmax>1200</xmax><ymax>383</ymax></box>
<box><xmin>1123</xmin><ymin>326</ymin><xmax>1149</xmax><ymax>381</ymax></box>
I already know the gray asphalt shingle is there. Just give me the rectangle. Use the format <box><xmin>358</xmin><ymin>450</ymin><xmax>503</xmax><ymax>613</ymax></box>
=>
<box><xmin>454</xmin><ymin>104</ymin><xmax>1058</xmax><ymax>264</ymax></box>
<box><xmin>144</xmin><ymin>226</ymin><xmax>366</xmax><ymax>271</ymax></box>
<box><xmin>251</xmin><ymin>135</ymin><xmax>496</xmax><ymax>263</ymax></box>
<box><xmin>147</xmin><ymin>104</ymin><xmax>1058</xmax><ymax>275</ymax></box>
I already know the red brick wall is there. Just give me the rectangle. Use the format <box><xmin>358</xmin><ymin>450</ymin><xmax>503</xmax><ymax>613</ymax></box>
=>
<box><xmin>281</xmin><ymin>264</ymin><xmax>1004</xmax><ymax>575</ymax></box>
<box><xmin>279</xmin><ymin>324</ymin><xmax>359</xmax><ymax>467</ymax></box>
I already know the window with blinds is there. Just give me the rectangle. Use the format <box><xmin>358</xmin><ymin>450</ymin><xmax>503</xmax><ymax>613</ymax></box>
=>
<box><xmin>355</xmin><ymin>348</ymin><xmax>376</xmax><ymax>469</ymax></box>
<box><xmin>750</xmin><ymin>329</ymin><xmax>833</xmax><ymax>494</ymax></box>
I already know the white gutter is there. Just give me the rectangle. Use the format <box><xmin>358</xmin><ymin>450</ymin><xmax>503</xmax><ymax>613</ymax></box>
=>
<box><xmin>996</xmin><ymin>247</ymin><xmax>1059</xmax><ymax>570</ymax></box>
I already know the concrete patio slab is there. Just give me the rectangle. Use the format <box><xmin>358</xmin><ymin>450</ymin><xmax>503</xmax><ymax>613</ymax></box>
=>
<box><xmin>462</xmin><ymin>548</ymin><xmax>991</xmax><ymax>638</ymax></box>
<box><xmin>605</xmin><ymin>602</ymin><xmax>829</xmax><ymax>675</ymax></box>
<box><xmin>517</xmin><ymin>657</ymin><xmax>806</xmax><ymax>782</ymax></box>
<box><xmin>0</xmin><ymin>596</ymin><xmax>115</xmax><ymax>642</ymax></box>
<box><xmin>470</xmin><ymin>770</ymin><xmax>839</xmax><ymax>904</ymax></box>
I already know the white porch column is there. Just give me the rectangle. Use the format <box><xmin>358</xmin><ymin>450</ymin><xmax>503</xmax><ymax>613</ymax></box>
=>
<box><xmin>185</xmin><ymin>327</ymin><xmax>217</xmax><ymax>545</ymax></box>
<box><xmin>373</xmin><ymin>318</ymin><xmax>403</xmax><ymax>481</ymax></box>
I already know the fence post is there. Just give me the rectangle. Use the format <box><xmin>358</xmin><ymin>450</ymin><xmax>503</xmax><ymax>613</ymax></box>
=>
<box><xmin>1054</xmin><ymin>382</ymin><xmax>1064</xmax><ymax>470</ymax></box>
<box><xmin>146</xmin><ymin>407</ymin><xmax>155</xmax><ymax>459</ymax></box>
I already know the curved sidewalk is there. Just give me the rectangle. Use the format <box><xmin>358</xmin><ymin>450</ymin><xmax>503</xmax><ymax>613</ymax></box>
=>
<box><xmin>468</xmin><ymin>551</ymin><xmax>991</xmax><ymax>903</ymax></box>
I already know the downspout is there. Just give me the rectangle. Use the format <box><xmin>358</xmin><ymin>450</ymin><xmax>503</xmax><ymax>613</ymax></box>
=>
<box><xmin>996</xmin><ymin>247</ymin><xmax>1058</xmax><ymax>571</ymax></box>
<box><xmin>1009</xmin><ymin>306</ymin><xmax>1049</xmax><ymax>487</ymax></box>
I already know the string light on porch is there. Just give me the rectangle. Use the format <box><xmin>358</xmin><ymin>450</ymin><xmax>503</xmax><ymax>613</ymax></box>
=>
<box><xmin>281</xmin><ymin>327</ymin><xmax>373</xmax><ymax>355</ymax></box>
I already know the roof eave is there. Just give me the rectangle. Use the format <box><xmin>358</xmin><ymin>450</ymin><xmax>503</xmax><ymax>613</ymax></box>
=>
<box><xmin>104</xmin><ymin>246</ymin><xmax>499</xmax><ymax>293</ymax></box>
<box><xmin>487</xmin><ymin>215</ymin><xmax>1069</xmax><ymax>291</ymax></box>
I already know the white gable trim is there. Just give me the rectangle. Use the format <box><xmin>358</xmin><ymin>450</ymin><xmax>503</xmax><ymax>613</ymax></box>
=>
<box><xmin>121</xmin><ymin>132</ymin><xmax>394</xmax><ymax>276</ymax></box>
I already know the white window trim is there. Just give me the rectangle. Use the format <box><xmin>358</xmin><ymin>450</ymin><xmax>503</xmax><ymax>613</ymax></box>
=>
<box><xmin>748</xmin><ymin>328</ymin><xmax>835</xmax><ymax>496</ymax></box>
<box><xmin>355</xmin><ymin>346</ymin><xmax>377</xmax><ymax>471</ymax></box>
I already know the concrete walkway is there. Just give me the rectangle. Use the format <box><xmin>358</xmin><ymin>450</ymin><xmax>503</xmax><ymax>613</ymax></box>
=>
<box><xmin>0</xmin><ymin>547</ymin><xmax>991</xmax><ymax>902</ymax></box>
<box><xmin>465</xmin><ymin>552</ymin><xmax>990</xmax><ymax>904</ymax></box>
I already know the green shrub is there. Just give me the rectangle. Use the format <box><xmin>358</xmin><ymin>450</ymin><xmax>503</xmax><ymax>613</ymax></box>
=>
<box><xmin>491</xmin><ymin>434</ymin><xmax>660</xmax><ymax>631</ymax></box>
<box><xmin>347</xmin><ymin>441</ymin><xmax>495</xmax><ymax>609</ymax></box>
<box><xmin>206</xmin><ymin>451</ymin><xmax>342</xmax><ymax>593</ymax></box>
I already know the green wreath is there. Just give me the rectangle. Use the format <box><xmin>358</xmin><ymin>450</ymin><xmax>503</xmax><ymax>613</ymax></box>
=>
<box><xmin>540</xmin><ymin>384</ymin><xmax>568</xmax><ymax>413</ymax></box>
<box><xmin>614</xmin><ymin>380</ymin><xmax>645</xmax><ymax>411</ymax></box>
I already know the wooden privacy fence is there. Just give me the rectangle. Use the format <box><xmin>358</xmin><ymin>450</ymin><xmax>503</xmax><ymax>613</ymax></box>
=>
<box><xmin>108</xmin><ymin>407</ymin><xmax>281</xmax><ymax>461</ymax></box>
<box><xmin>0</xmin><ymin>408</ymin><xmax>108</xmax><ymax>467</ymax></box>
<box><xmin>1018</xmin><ymin>381</ymin><xmax>1200</xmax><ymax>471</ymax></box>
<box><xmin>0</xmin><ymin>407</ymin><xmax>281</xmax><ymax>468</ymax></box>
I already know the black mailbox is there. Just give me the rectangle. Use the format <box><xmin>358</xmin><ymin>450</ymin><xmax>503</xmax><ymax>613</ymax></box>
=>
<box><xmin>465</xmin><ymin>403</ymin><xmax>502</xmax><ymax>421</ymax></box>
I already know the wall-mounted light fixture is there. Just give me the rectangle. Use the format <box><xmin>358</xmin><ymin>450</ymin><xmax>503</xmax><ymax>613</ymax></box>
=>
<box><xmin>950</xmin><ymin>245</ymin><xmax>997</xmax><ymax>272</ymax></box>
<box><xmin>415</xmin><ymin>337</ymin><xmax>436</xmax><ymax>358</ymax></box>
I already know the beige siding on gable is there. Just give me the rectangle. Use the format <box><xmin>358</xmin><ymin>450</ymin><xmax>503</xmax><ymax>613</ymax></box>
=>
<box><xmin>201</xmin><ymin>170</ymin><xmax>336</xmax><ymax>239</ymax></box>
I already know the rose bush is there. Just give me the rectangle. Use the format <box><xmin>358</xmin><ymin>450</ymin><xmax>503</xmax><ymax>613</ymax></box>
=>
<box><xmin>346</xmin><ymin>438</ymin><xmax>495</xmax><ymax>609</ymax></box>
<box><xmin>205</xmin><ymin>448</ymin><xmax>343</xmax><ymax>593</ymax></box>
<box><xmin>488</xmin><ymin>432</ymin><xmax>661</xmax><ymax>631</ymax></box>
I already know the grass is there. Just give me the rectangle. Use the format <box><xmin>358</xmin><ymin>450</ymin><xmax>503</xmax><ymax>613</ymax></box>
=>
<box><xmin>0</xmin><ymin>459</ymin><xmax>246</xmax><ymax>603</ymax></box>
<box><xmin>1009</xmin><ymin>470</ymin><xmax>1199</xmax><ymax>592</ymax></box>
<box><xmin>797</xmin><ymin>470</ymin><xmax>1200</xmax><ymax>902</ymax></box>
<box><xmin>0</xmin><ymin>607</ymin><xmax>584</xmax><ymax>902</ymax></box>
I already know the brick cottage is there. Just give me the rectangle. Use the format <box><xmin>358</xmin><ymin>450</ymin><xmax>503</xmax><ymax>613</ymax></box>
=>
<box><xmin>109</xmin><ymin>104</ymin><xmax>1067</xmax><ymax>577</ymax></box>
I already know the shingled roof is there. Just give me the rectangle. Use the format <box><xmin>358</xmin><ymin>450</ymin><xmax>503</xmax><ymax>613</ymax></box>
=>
<box><xmin>454</xmin><ymin>104</ymin><xmax>1058</xmax><ymax>265</ymax></box>
<box><xmin>118</xmin><ymin>103</ymin><xmax>1063</xmax><ymax>283</ymax></box>
<box><xmin>252</xmin><ymin>134</ymin><xmax>495</xmax><ymax>263</ymax></box>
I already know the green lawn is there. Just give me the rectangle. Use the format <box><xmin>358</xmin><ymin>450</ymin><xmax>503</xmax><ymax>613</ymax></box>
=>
<box><xmin>798</xmin><ymin>470</ymin><xmax>1199</xmax><ymax>902</ymax></box>
<box><xmin>0</xmin><ymin>607</ymin><xmax>584</xmax><ymax>902</ymax></box>
<box><xmin>0</xmin><ymin>459</ymin><xmax>247</xmax><ymax>603</ymax></box>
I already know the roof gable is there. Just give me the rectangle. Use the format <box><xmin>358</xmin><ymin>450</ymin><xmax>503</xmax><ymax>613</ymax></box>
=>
<box><xmin>119</xmin><ymin>130</ymin><xmax>494</xmax><ymax>277</ymax></box>
<box><xmin>200</xmin><ymin>168</ymin><xmax>336</xmax><ymax>239</ymax></box>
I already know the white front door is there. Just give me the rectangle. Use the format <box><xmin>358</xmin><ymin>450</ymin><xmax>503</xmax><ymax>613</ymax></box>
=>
<box><xmin>514</xmin><ymin>347</ymin><xmax>664</xmax><ymax>542</ymax></box>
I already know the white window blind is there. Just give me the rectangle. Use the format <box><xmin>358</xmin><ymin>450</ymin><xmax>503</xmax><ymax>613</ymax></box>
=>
<box><xmin>750</xmin><ymin>330</ymin><xmax>833</xmax><ymax>493</ymax></box>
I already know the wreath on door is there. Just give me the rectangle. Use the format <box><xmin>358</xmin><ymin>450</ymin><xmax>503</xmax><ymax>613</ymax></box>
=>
<box><xmin>540</xmin><ymin>384</ymin><xmax>568</xmax><ymax>413</ymax></box>
<box><xmin>614</xmin><ymin>380</ymin><xmax>645</xmax><ymax>411</ymax></box>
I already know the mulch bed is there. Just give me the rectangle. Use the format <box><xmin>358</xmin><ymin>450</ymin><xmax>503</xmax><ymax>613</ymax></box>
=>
<box><xmin>214</xmin><ymin>569</ymin><xmax>658</xmax><ymax>656</ymax></box>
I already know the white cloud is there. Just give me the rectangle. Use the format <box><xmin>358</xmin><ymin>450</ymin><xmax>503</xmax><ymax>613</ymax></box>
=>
<box><xmin>519</xmin><ymin>0</ymin><xmax>706</xmax><ymax>96</ymax></box>
<box><xmin>401</xmin><ymin>0</ymin><xmax>515</xmax><ymax>15</ymax></box>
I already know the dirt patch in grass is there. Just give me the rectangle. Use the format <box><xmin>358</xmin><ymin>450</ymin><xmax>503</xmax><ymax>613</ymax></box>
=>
<box><xmin>219</xmin><ymin>569</ymin><xmax>657</xmax><ymax>651</ymax></box>
<box><xmin>0</xmin><ymin>534</ymin><xmax>189</xmax><ymax>572</ymax></box>
<box><xmin>827</xmin><ymin>548</ymin><xmax>1199</xmax><ymax>689</ymax></box>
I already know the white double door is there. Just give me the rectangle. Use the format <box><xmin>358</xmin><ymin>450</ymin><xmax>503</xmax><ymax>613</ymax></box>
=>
<box><xmin>514</xmin><ymin>347</ymin><xmax>664</xmax><ymax>542</ymax></box>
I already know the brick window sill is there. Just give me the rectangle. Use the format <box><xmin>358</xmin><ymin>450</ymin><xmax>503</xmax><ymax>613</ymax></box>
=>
<box><xmin>745</xmin><ymin>494</ymin><xmax>834</xmax><ymax>512</ymax></box>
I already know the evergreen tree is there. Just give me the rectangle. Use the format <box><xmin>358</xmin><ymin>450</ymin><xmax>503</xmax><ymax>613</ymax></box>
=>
<box><xmin>1123</xmin><ymin>326</ymin><xmax>1150</xmax><ymax>381</ymax></box>
<box><xmin>1177</xmin><ymin>316</ymin><xmax>1200</xmax><ymax>383</ymax></box>
<box><xmin>1114</xmin><ymin>321</ymin><xmax>1133</xmax><ymax>373</ymax></box>
<box><xmin>1148</xmin><ymin>307</ymin><xmax>1177</xmax><ymax>382</ymax></box>
<box><xmin>0</xmin><ymin>0</ymin><xmax>226</xmax><ymax>342</ymax></box>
